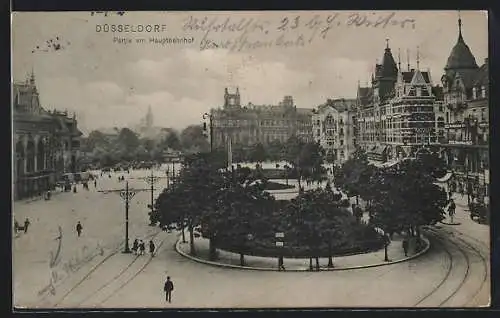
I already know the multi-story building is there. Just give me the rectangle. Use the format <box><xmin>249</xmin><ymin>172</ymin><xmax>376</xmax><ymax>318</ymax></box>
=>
<box><xmin>13</xmin><ymin>72</ymin><xmax>82</xmax><ymax>200</ymax></box>
<box><xmin>439</xmin><ymin>16</ymin><xmax>489</xmax><ymax>197</ymax></box>
<box><xmin>356</xmin><ymin>41</ymin><xmax>444</xmax><ymax>162</ymax></box>
<box><xmin>210</xmin><ymin>88</ymin><xmax>313</xmax><ymax>148</ymax></box>
<box><xmin>312</xmin><ymin>98</ymin><xmax>357</xmax><ymax>164</ymax></box>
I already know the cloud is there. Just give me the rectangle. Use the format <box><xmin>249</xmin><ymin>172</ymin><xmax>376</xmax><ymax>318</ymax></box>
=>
<box><xmin>84</xmin><ymin>81</ymin><xmax>125</xmax><ymax>104</ymax></box>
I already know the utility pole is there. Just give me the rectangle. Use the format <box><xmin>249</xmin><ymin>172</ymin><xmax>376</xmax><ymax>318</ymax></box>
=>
<box><xmin>131</xmin><ymin>169</ymin><xmax>168</xmax><ymax>224</ymax></box>
<box><xmin>98</xmin><ymin>181</ymin><xmax>149</xmax><ymax>253</ymax></box>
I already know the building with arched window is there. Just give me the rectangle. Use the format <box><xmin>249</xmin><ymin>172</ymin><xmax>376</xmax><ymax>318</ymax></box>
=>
<box><xmin>439</xmin><ymin>15</ymin><xmax>489</xmax><ymax>198</ymax></box>
<box><xmin>312</xmin><ymin>98</ymin><xmax>357</xmax><ymax>164</ymax></box>
<box><xmin>13</xmin><ymin>72</ymin><xmax>82</xmax><ymax>200</ymax></box>
<box><xmin>209</xmin><ymin>88</ymin><xmax>313</xmax><ymax>149</ymax></box>
<box><xmin>356</xmin><ymin>40</ymin><xmax>444</xmax><ymax>162</ymax></box>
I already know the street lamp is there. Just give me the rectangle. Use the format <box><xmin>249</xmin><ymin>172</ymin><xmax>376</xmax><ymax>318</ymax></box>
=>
<box><xmin>99</xmin><ymin>181</ymin><xmax>149</xmax><ymax>253</ymax></box>
<box><xmin>203</xmin><ymin>113</ymin><xmax>214</xmax><ymax>153</ymax></box>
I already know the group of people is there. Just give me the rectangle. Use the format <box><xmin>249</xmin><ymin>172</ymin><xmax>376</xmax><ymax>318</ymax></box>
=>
<box><xmin>132</xmin><ymin>238</ymin><xmax>156</xmax><ymax>256</ymax></box>
<box><xmin>14</xmin><ymin>218</ymin><xmax>30</xmax><ymax>234</ymax></box>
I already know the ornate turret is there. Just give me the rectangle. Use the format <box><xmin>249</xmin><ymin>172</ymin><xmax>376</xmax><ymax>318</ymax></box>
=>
<box><xmin>444</xmin><ymin>13</ymin><xmax>479</xmax><ymax>76</ymax></box>
<box><xmin>381</xmin><ymin>39</ymin><xmax>398</xmax><ymax>78</ymax></box>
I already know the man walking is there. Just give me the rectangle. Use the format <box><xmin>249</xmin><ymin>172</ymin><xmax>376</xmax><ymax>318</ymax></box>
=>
<box><xmin>76</xmin><ymin>221</ymin><xmax>83</xmax><ymax>237</ymax></box>
<box><xmin>448</xmin><ymin>199</ymin><xmax>456</xmax><ymax>224</ymax></box>
<box><xmin>149</xmin><ymin>240</ymin><xmax>156</xmax><ymax>257</ymax></box>
<box><xmin>402</xmin><ymin>238</ymin><xmax>409</xmax><ymax>257</ymax></box>
<box><xmin>24</xmin><ymin>218</ymin><xmax>31</xmax><ymax>234</ymax></box>
<box><xmin>164</xmin><ymin>276</ymin><xmax>174</xmax><ymax>303</ymax></box>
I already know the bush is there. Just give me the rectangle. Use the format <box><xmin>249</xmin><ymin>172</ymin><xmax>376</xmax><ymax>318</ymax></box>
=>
<box><xmin>263</xmin><ymin>181</ymin><xmax>296</xmax><ymax>191</ymax></box>
<box><xmin>332</xmin><ymin>193</ymin><xmax>342</xmax><ymax>201</ymax></box>
<box><xmin>215</xmin><ymin>221</ymin><xmax>385</xmax><ymax>258</ymax></box>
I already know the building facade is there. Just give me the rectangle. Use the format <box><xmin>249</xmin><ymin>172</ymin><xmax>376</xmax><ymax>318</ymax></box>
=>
<box><xmin>312</xmin><ymin>98</ymin><xmax>357</xmax><ymax>164</ymax></box>
<box><xmin>13</xmin><ymin>72</ymin><xmax>82</xmax><ymax>200</ymax></box>
<box><xmin>210</xmin><ymin>88</ymin><xmax>313</xmax><ymax>148</ymax></box>
<box><xmin>356</xmin><ymin>42</ymin><xmax>443</xmax><ymax>162</ymax></box>
<box><xmin>439</xmin><ymin>17</ymin><xmax>489</xmax><ymax>199</ymax></box>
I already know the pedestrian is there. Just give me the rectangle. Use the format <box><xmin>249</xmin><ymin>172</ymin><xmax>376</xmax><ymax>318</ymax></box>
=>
<box><xmin>24</xmin><ymin>218</ymin><xmax>30</xmax><ymax>234</ymax></box>
<box><xmin>278</xmin><ymin>256</ymin><xmax>286</xmax><ymax>271</ymax></box>
<box><xmin>402</xmin><ymin>238</ymin><xmax>409</xmax><ymax>256</ymax></box>
<box><xmin>164</xmin><ymin>276</ymin><xmax>174</xmax><ymax>303</ymax></box>
<box><xmin>76</xmin><ymin>221</ymin><xmax>83</xmax><ymax>237</ymax></box>
<box><xmin>73</xmin><ymin>185</ymin><xmax>77</xmax><ymax>193</ymax></box>
<box><xmin>149</xmin><ymin>240</ymin><xmax>156</xmax><ymax>256</ymax></box>
<box><xmin>132</xmin><ymin>239</ymin><xmax>139</xmax><ymax>255</ymax></box>
<box><xmin>94</xmin><ymin>180</ymin><xmax>97</xmax><ymax>188</ymax></box>
<box><xmin>139</xmin><ymin>240</ymin><xmax>146</xmax><ymax>255</ymax></box>
<box><xmin>448</xmin><ymin>199</ymin><xmax>456</xmax><ymax>223</ymax></box>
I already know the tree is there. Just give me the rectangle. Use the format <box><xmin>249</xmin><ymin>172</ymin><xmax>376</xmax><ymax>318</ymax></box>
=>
<box><xmin>164</xmin><ymin>131</ymin><xmax>182</xmax><ymax>150</ymax></box>
<box><xmin>367</xmin><ymin>159</ymin><xmax>447</xmax><ymax>240</ymax></box>
<box><xmin>115</xmin><ymin>128</ymin><xmax>140</xmax><ymax>160</ymax></box>
<box><xmin>284</xmin><ymin>188</ymin><xmax>352</xmax><ymax>270</ymax></box>
<box><xmin>180</xmin><ymin>125</ymin><xmax>210</xmax><ymax>152</ymax></box>
<box><xmin>249</xmin><ymin>142</ymin><xmax>267</xmax><ymax>163</ymax></box>
<box><xmin>335</xmin><ymin>148</ymin><xmax>374</xmax><ymax>205</ymax></box>
<box><xmin>86</xmin><ymin>130</ymin><xmax>110</xmax><ymax>150</ymax></box>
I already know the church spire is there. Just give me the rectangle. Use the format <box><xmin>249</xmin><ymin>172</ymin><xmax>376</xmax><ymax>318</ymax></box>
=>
<box><xmin>458</xmin><ymin>10</ymin><xmax>463</xmax><ymax>41</ymax></box>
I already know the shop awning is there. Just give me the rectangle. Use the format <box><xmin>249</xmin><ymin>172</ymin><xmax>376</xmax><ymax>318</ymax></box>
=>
<box><xmin>436</xmin><ymin>172</ymin><xmax>453</xmax><ymax>183</ymax></box>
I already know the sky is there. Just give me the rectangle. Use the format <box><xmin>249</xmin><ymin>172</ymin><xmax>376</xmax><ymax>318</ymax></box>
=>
<box><xmin>11</xmin><ymin>11</ymin><xmax>488</xmax><ymax>135</ymax></box>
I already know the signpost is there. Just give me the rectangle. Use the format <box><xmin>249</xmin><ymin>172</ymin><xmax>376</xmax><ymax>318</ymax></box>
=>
<box><xmin>98</xmin><ymin>181</ymin><xmax>149</xmax><ymax>253</ymax></box>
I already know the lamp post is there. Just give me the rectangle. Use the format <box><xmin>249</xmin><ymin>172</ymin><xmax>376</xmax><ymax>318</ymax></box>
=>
<box><xmin>203</xmin><ymin>113</ymin><xmax>214</xmax><ymax>153</ymax></box>
<box><xmin>98</xmin><ymin>181</ymin><xmax>149</xmax><ymax>253</ymax></box>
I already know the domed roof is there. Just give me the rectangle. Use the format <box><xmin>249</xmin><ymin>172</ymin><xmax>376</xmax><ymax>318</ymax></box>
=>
<box><xmin>445</xmin><ymin>18</ymin><xmax>478</xmax><ymax>71</ymax></box>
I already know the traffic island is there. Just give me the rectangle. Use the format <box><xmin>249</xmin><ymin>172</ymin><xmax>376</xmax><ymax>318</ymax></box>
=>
<box><xmin>175</xmin><ymin>235</ymin><xmax>430</xmax><ymax>272</ymax></box>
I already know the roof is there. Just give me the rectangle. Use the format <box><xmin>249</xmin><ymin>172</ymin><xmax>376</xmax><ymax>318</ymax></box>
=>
<box><xmin>381</xmin><ymin>47</ymin><xmax>398</xmax><ymax>78</ymax></box>
<box><xmin>401</xmin><ymin>70</ymin><xmax>430</xmax><ymax>84</ymax></box>
<box><xmin>445</xmin><ymin>24</ymin><xmax>479</xmax><ymax>71</ymax></box>
<box><xmin>296</xmin><ymin>108</ymin><xmax>312</xmax><ymax>115</ymax></box>
<box><xmin>473</xmin><ymin>60</ymin><xmax>489</xmax><ymax>87</ymax></box>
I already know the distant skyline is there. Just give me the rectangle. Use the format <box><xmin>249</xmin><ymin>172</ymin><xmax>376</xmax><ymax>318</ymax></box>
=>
<box><xmin>12</xmin><ymin>11</ymin><xmax>488</xmax><ymax>134</ymax></box>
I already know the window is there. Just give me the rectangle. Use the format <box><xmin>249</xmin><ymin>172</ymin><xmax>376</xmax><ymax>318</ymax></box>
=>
<box><xmin>340</xmin><ymin>139</ymin><xmax>344</xmax><ymax>146</ymax></box>
<box><xmin>439</xmin><ymin>105</ymin><xmax>443</xmax><ymax>112</ymax></box>
<box><xmin>473</xmin><ymin>87</ymin><xmax>477</xmax><ymax>99</ymax></box>
<box><xmin>481</xmin><ymin>86</ymin><xmax>486</xmax><ymax>98</ymax></box>
<box><xmin>481</xmin><ymin>108</ymin><xmax>486</xmax><ymax>121</ymax></box>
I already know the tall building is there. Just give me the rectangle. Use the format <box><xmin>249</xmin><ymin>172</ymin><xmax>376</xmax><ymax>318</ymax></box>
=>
<box><xmin>356</xmin><ymin>41</ymin><xmax>443</xmax><ymax>162</ymax></box>
<box><xmin>312</xmin><ymin>98</ymin><xmax>357</xmax><ymax>164</ymax></box>
<box><xmin>439</xmin><ymin>16</ymin><xmax>489</xmax><ymax>196</ymax></box>
<box><xmin>210</xmin><ymin>88</ymin><xmax>313</xmax><ymax>148</ymax></box>
<box><xmin>13</xmin><ymin>72</ymin><xmax>82</xmax><ymax>200</ymax></box>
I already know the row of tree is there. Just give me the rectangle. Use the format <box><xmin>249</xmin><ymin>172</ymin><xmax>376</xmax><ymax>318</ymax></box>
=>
<box><xmin>334</xmin><ymin>149</ymin><xmax>449</xmax><ymax>238</ymax></box>
<box><xmin>219</xmin><ymin>137</ymin><xmax>334</xmax><ymax>165</ymax></box>
<box><xmin>80</xmin><ymin>125</ymin><xmax>209</xmax><ymax>166</ymax></box>
<box><xmin>152</xmin><ymin>151</ymin><xmax>356</xmax><ymax>268</ymax></box>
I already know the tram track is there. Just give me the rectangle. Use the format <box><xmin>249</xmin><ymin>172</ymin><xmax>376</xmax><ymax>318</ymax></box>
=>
<box><xmin>413</xmin><ymin>227</ymin><xmax>489</xmax><ymax>307</ymax></box>
<box><xmin>93</xmin><ymin>232</ymin><xmax>171</xmax><ymax>307</ymax></box>
<box><xmin>52</xmin><ymin>229</ymin><xmax>162</xmax><ymax>307</ymax></box>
